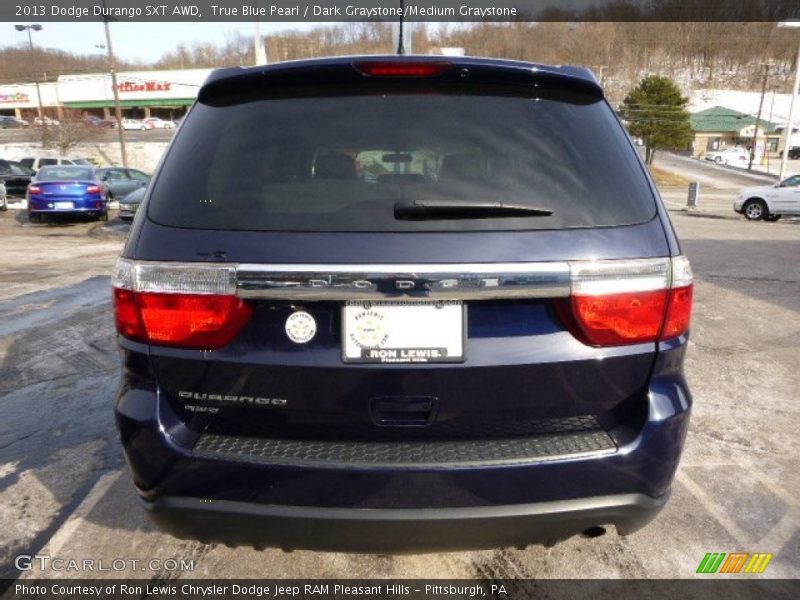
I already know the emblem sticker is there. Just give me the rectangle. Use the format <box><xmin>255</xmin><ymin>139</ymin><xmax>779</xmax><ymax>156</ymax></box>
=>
<box><xmin>285</xmin><ymin>311</ymin><xmax>316</xmax><ymax>344</ymax></box>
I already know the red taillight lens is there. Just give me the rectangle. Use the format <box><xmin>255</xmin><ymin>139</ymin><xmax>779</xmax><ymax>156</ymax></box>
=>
<box><xmin>559</xmin><ymin>256</ymin><xmax>693</xmax><ymax>347</ymax></box>
<box><xmin>113</xmin><ymin>289</ymin><xmax>252</xmax><ymax>349</ymax></box>
<box><xmin>662</xmin><ymin>285</ymin><xmax>693</xmax><ymax>339</ymax></box>
<box><xmin>566</xmin><ymin>289</ymin><xmax>669</xmax><ymax>346</ymax></box>
<box><xmin>137</xmin><ymin>293</ymin><xmax>252</xmax><ymax>349</ymax></box>
<box><xmin>113</xmin><ymin>288</ymin><xmax>146</xmax><ymax>341</ymax></box>
<box><xmin>354</xmin><ymin>61</ymin><xmax>450</xmax><ymax>77</ymax></box>
<box><xmin>86</xmin><ymin>185</ymin><xmax>101</xmax><ymax>194</ymax></box>
<box><xmin>28</xmin><ymin>185</ymin><xmax>41</xmax><ymax>194</ymax></box>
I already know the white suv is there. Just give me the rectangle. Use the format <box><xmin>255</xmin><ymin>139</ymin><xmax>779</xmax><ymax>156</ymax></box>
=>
<box><xmin>19</xmin><ymin>157</ymin><xmax>77</xmax><ymax>172</ymax></box>
<box><xmin>704</xmin><ymin>147</ymin><xmax>749</xmax><ymax>166</ymax></box>
<box><xmin>735</xmin><ymin>174</ymin><xmax>800</xmax><ymax>221</ymax></box>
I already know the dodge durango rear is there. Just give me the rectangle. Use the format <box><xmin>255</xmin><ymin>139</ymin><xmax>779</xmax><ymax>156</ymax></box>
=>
<box><xmin>113</xmin><ymin>55</ymin><xmax>693</xmax><ymax>552</ymax></box>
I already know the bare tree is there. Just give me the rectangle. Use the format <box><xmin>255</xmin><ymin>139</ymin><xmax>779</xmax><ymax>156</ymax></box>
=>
<box><xmin>40</xmin><ymin>120</ymin><xmax>103</xmax><ymax>156</ymax></box>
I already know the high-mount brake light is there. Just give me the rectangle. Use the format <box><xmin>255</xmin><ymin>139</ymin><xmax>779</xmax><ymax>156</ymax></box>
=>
<box><xmin>111</xmin><ymin>259</ymin><xmax>252</xmax><ymax>350</ymax></box>
<box><xmin>354</xmin><ymin>61</ymin><xmax>451</xmax><ymax>77</ymax></box>
<box><xmin>558</xmin><ymin>256</ymin><xmax>693</xmax><ymax>346</ymax></box>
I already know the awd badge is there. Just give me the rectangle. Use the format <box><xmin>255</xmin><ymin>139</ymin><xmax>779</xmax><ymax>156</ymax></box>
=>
<box><xmin>285</xmin><ymin>311</ymin><xmax>316</xmax><ymax>344</ymax></box>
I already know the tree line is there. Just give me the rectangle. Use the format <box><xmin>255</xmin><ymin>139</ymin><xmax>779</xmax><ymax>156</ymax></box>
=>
<box><xmin>1</xmin><ymin>22</ymin><xmax>799</xmax><ymax>105</ymax></box>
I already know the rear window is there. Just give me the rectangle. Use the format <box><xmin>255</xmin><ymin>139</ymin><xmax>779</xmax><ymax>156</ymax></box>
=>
<box><xmin>148</xmin><ymin>86</ymin><xmax>656</xmax><ymax>232</ymax></box>
<box><xmin>37</xmin><ymin>167</ymin><xmax>94</xmax><ymax>181</ymax></box>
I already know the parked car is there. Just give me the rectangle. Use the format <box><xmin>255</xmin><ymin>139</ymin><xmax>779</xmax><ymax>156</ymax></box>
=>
<box><xmin>788</xmin><ymin>146</ymin><xmax>800</xmax><ymax>160</ymax></box>
<box><xmin>96</xmin><ymin>167</ymin><xmax>150</xmax><ymax>199</ymax></box>
<box><xmin>83</xmin><ymin>115</ymin><xmax>104</xmax><ymax>127</ymax></box>
<box><xmin>0</xmin><ymin>116</ymin><xmax>29</xmax><ymax>128</ymax></box>
<box><xmin>121</xmin><ymin>118</ymin><xmax>148</xmax><ymax>131</ymax></box>
<box><xmin>704</xmin><ymin>147</ymin><xmax>748</xmax><ymax>165</ymax></box>
<box><xmin>118</xmin><ymin>186</ymin><xmax>146</xmax><ymax>221</ymax></box>
<box><xmin>33</xmin><ymin>116</ymin><xmax>60</xmax><ymax>126</ymax></box>
<box><xmin>70</xmin><ymin>158</ymin><xmax>97</xmax><ymax>166</ymax></box>
<box><xmin>734</xmin><ymin>173</ymin><xmax>800</xmax><ymax>221</ymax></box>
<box><xmin>112</xmin><ymin>56</ymin><xmax>694</xmax><ymax>552</ymax></box>
<box><xmin>20</xmin><ymin>156</ymin><xmax>77</xmax><ymax>172</ymax></box>
<box><xmin>27</xmin><ymin>165</ymin><xmax>108</xmax><ymax>222</ymax></box>
<box><xmin>0</xmin><ymin>159</ymin><xmax>35</xmax><ymax>197</ymax></box>
<box><xmin>143</xmin><ymin>117</ymin><xmax>176</xmax><ymax>129</ymax></box>
<box><xmin>0</xmin><ymin>181</ymin><xmax>6</xmax><ymax>211</ymax></box>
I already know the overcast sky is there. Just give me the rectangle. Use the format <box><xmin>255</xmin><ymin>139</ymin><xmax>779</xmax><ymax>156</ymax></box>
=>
<box><xmin>0</xmin><ymin>22</ymin><xmax>328</xmax><ymax>64</ymax></box>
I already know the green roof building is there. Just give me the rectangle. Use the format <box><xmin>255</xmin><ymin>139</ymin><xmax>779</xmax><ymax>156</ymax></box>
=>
<box><xmin>690</xmin><ymin>106</ymin><xmax>780</xmax><ymax>157</ymax></box>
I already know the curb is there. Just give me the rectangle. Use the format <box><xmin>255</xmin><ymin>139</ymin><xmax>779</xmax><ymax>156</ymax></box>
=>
<box><xmin>667</xmin><ymin>208</ymin><xmax>738</xmax><ymax>221</ymax></box>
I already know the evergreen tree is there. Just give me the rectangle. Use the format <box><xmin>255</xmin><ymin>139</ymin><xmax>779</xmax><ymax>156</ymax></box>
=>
<box><xmin>620</xmin><ymin>76</ymin><xmax>693</xmax><ymax>165</ymax></box>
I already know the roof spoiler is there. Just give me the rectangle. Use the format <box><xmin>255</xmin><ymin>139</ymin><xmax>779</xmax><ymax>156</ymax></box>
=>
<box><xmin>197</xmin><ymin>55</ymin><xmax>603</xmax><ymax>104</ymax></box>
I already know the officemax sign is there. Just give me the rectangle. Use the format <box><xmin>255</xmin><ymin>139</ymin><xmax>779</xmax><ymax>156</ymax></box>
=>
<box><xmin>114</xmin><ymin>80</ymin><xmax>172</xmax><ymax>93</ymax></box>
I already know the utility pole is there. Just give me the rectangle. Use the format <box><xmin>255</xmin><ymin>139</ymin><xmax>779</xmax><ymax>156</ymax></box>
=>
<box><xmin>748</xmin><ymin>63</ymin><xmax>769</xmax><ymax>171</ymax></box>
<box><xmin>767</xmin><ymin>88</ymin><xmax>777</xmax><ymax>173</ymax></box>
<box><xmin>14</xmin><ymin>24</ymin><xmax>44</xmax><ymax>120</ymax></box>
<box><xmin>254</xmin><ymin>21</ymin><xmax>268</xmax><ymax>65</ymax></box>
<box><xmin>778</xmin><ymin>20</ymin><xmax>800</xmax><ymax>181</ymax></box>
<box><xmin>102</xmin><ymin>12</ymin><xmax>128</xmax><ymax>167</ymax></box>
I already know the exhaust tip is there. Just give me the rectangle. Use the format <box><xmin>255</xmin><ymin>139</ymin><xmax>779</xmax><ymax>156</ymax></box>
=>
<box><xmin>580</xmin><ymin>526</ymin><xmax>607</xmax><ymax>539</ymax></box>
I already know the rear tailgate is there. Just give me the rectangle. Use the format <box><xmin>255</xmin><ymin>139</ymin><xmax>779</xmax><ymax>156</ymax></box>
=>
<box><xmin>120</xmin><ymin>57</ymin><xmax>681</xmax><ymax>443</ymax></box>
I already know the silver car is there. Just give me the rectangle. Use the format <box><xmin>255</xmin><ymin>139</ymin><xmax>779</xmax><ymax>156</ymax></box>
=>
<box><xmin>118</xmin><ymin>186</ymin><xmax>145</xmax><ymax>221</ymax></box>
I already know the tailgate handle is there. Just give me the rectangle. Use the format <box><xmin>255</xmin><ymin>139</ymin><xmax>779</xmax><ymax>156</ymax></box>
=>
<box><xmin>369</xmin><ymin>396</ymin><xmax>437</xmax><ymax>427</ymax></box>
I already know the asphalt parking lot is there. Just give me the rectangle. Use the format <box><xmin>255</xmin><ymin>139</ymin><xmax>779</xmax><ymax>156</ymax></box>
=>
<box><xmin>0</xmin><ymin>188</ymin><xmax>798</xmax><ymax>580</ymax></box>
<box><xmin>0</xmin><ymin>127</ymin><xmax>176</xmax><ymax>145</ymax></box>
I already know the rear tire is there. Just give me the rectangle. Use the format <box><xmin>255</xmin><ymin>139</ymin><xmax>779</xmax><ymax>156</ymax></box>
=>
<box><xmin>714</xmin><ymin>156</ymin><xmax>723</xmax><ymax>164</ymax></box>
<box><xmin>29</xmin><ymin>213</ymin><xmax>41</xmax><ymax>223</ymax></box>
<box><xmin>98</xmin><ymin>211</ymin><xmax>109</xmax><ymax>222</ymax></box>
<box><xmin>743</xmin><ymin>199</ymin><xmax>767</xmax><ymax>221</ymax></box>
<box><xmin>0</xmin><ymin>200</ymin><xmax>7</xmax><ymax>211</ymax></box>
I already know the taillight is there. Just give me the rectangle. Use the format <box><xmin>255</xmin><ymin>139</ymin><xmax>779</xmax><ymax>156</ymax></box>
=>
<box><xmin>662</xmin><ymin>255</ymin><xmax>694</xmax><ymax>340</ymax></box>
<box><xmin>86</xmin><ymin>185</ymin><xmax>101</xmax><ymax>194</ymax></box>
<box><xmin>111</xmin><ymin>259</ymin><xmax>251</xmax><ymax>350</ymax></box>
<box><xmin>559</xmin><ymin>256</ymin><xmax>693</xmax><ymax>346</ymax></box>
<box><xmin>354</xmin><ymin>61</ymin><xmax>451</xmax><ymax>77</ymax></box>
<box><xmin>28</xmin><ymin>185</ymin><xmax>41</xmax><ymax>194</ymax></box>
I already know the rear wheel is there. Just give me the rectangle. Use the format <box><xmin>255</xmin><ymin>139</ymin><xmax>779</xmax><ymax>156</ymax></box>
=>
<box><xmin>98</xmin><ymin>211</ymin><xmax>109</xmax><ymax>222</ymax></box>
<box><xmin>0</xmin><ymin>199</ymin><xmax>7</xmax><ymax>211</ymax></box>
<box><xmin>29</xmin><ymin>213</ymin><xmax>41</xmax><ymax>223</ymax></box>
<box><xmin>743</xmin><ymin>199</ymin><xmax>767</xmax><ymax>221</ymax></box>
<box><xmin>714</xmin><ymin>156</ymin><xmax>723</xmax><ymax>164</ymax></box>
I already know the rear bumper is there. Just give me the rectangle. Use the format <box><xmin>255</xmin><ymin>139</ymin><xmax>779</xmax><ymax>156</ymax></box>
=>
<box><xmin>29</xmin><ymin>207</ymin><xmax>105</xmax><ymax>214</ymax></box>
<box><xmin>116</xmin><ymin>338</ymin><xmax>692</xmax><ymax>551</ymax></box>
<box><xmin>142</xmin><ymin>492</ymin><xmax>667</xmax><ymax>553</ymax></box>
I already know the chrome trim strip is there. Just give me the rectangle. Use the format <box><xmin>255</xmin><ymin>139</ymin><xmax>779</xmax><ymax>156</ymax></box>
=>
<box><xmin>235</xmin><ymin>263</ymin><xmax>571</xmax><ymax>300</ymax></box>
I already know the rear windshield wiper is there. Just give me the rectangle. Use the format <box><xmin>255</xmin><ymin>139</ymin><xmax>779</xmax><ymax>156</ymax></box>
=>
<box><xmin>394</xmin><ymin>199</ymin><xmax>553</xmax><ymax>220</ymax></box>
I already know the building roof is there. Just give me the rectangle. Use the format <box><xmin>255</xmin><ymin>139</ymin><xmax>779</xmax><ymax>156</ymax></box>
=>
<box><xmin>690</xmin><ymin>106</ymin><xmax>778</xmax><ymax>134</ymax></box>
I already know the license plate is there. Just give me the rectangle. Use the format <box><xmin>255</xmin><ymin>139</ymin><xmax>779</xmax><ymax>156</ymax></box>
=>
<box><xmin>342</xmin><ymin>301</ymin><xmax>465</xmax><ymax>364</ymax></box>
<box><xmin>54</xmin><ymin>201</ymin><xmax>74</xmax><ymax>209</ymax></box>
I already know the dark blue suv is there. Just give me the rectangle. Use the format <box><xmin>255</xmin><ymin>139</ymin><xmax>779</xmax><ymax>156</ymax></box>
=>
<box><xmin>112</xmin><ymin>56</ymin><xmax>693</xmax><ymax>552</ymax></box>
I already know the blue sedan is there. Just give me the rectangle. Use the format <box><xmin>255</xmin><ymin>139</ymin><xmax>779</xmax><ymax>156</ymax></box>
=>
<box><xmin>27</xmin><ymin>165</ymin><xmax>108</xmax><ymax>222</ymax></box>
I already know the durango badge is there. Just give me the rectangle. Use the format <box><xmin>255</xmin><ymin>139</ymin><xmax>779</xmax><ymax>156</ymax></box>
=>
<box><xmin>285</xmin><ymin>311</ymin><xmax>316</xmax><ymax>344</ymax></box>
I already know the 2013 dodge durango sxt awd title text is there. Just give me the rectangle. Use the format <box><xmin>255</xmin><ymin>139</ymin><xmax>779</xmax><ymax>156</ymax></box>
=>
<box><xmin>112</xmin><ymin>55</ymin><xmax>693</xmax><ymax>552</ymax></box>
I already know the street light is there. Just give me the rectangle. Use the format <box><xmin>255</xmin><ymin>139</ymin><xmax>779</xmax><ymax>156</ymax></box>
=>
<box><xmin>777</xmin><ymin>20</ymin><xmax>800</xmax><ymax>181</ymax></box>
<box><xmin>14</xmin><ymin>24</ymin><xmax>44</xmax><ymax>120</ymax></box>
